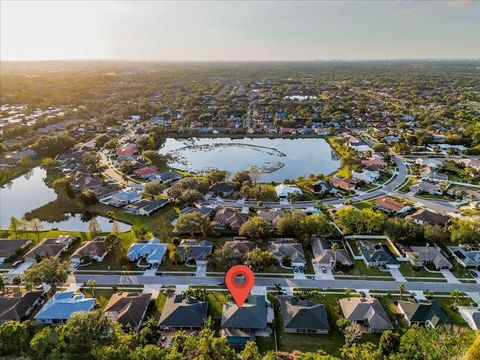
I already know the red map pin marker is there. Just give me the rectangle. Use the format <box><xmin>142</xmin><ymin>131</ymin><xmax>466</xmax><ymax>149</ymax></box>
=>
<box><xmin>225</xmin><ymin>265</ymin><xmax>255</xmax><ymax>308</ymax></box>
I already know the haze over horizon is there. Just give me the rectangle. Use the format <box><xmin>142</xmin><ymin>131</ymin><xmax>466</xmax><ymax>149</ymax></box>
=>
<box><xmin>1</xmin><ymin>0</ymin><xmax>479</xmax><ymax>62</ymax></box>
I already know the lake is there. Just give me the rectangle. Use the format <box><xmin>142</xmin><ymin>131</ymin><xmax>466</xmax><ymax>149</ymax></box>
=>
<box><xmin>159</xmin><ymin>137</ymin><xmax>340</xmax><ymax>182</ymax></box>
<box><xmin>0</xmin><ymin>167</ymin><xmax>131</xmax><ymax>232</ymax></box>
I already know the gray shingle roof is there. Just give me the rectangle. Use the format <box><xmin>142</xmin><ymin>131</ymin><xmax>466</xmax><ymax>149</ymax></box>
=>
<box><xmin>221</xmin><ymin>295</ymin><xmax>267</xmax><ymax>330</ymax></box>
<box><xmin>339</xmin><ymin>297</ymin><xmax>393</xmax><ymax>330</ymax></box>
<box><xmin>158</xmin><ymin>295</ymin><xmax>208</xmax><ymax>328</ymax></box>
<box><xmin>103</xmin><ymin>292</ymin><xmax>151</xmax><ymax>330</ymax></box>
<box><xmin>280</xmin><ymin>296</ymin><xmax>330</xmax><ymax>332</ymax></box>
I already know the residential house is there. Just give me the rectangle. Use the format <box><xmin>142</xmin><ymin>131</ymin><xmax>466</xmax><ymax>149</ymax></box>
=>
<box><xmin>178</xmin><ymin>239</ymin><xmax>214</xmax><ymax>262</ymax></box>
<box><xmin>0</xmin><ymin>239</ymin><xmax>31</xmax><ymax>265</ymax></box>
<box><xmin>374</xmin><ymin>196</ymin><xmax>411</xmax><ymax>214</ymax></box>
<box><xmin>269</xmin><ymin>239</ymin><xmax>306</xmax><ymax>268</ymax></box>
<box><xmin>99</xmin><ymin>189</ymin><xmax>141</xmax><ymax>207</ymax></box>
<box><xmin>116</xmin><ymin>143</ymin><xmax>138</xmax><ymax>161</ymax></box>
<box><xmin>280</xmin><ymin>296</ymin><xmax>330</xmax><ymax>334</ymax></box>
<box><xmin>10</xmin><ymin>149</ymin><xmax>38</xmax><ymax>160</ymax></box>
<box><xmin>274</xmin><ymin>184</ymin><xmax>303</xmax><ymax>199</ymax></box>
<box><xmin>0</xmin><ymin>291</ymin><xmax>44</xmax><ymax>323</ymax></box>
<box><xmin>446</xmin><ymin>185</ymin><xmax>480</xmax><ymax>201</ymax></box>
<box><xmin>127</xmin><ymin>237</ymin><xmax>167</xmax><ymax>266</ymax></box>
<box><xmin>447</xmin><ymin>246</ymin><xmax>480</xmax><ymax>268</ymax></box>
<box><xmin>0</xmin><ymin>157</ymin><xmax>20</xmax><ymax>168</ymax></box>
<box><xmin>256</xmin><ymin>209</ymin><xmax>284</xmax><ymax>226</ymax></box>
<box><xmin>358</xmin><ymin>242</ymin><xmax>399</xmax><ymax>269</ymax></box>
<box><xmin>405</xmin><ymin>246</ymin><xmax>452</xmax><ymax>270</ymax></box>
<box><xmin>153</xmin><ymin>171</ymin><xmax>182</xmax><ymax>184</ymax></box>
<box><xmin>406</xmin><ymin>209</ymin><xmax>450</xmax><ymax>226</ymax></box>
<box><xmin>458</xmin><ymin>306</ymin><xmax>480</xmax><ymax>331</ymax></box>
<box><xmin>361</xmin><ymin>157</ymin><xmax>387</xmax><ymax>171</ymax></box>
<box><xmin>352</xmin><ymin>170</ymin><xmax>380</xmax><ymax>184</ymax></box>
<box><xmin>133</xmin><ymin>166</ymin><xmax>159</xmax><ymax>180</ymax></box>
<box><xmin>125</xmin><ymin>199</ymin><xmax>169</xmax><ymax>216</ymax></box>
<box><xmin>397</xmin><ymin>300</ymin><xmax>449</xmax><ymax>328</ymax></box>
<box><xmin>24</xmin><ymin>235</ymin><xmax>76</xmax><ymax>261</ymax></box>
<box><xmin>420</xmin><ymin>167</ymin><xmax>449</xmax><ymax>182</ymax></box>
<box><xmin>224</xmin><ymin>240</ymin><xmax>255</xmax><ymax>259</ymax></box>
<box><xmin>311</xmin><ymin>181</ymin><xmax>335</xmax><ymax>196</ymax></box>
<box><xmin>457</xmin><ymin>158</ymin><xmax>480</xmax><ymax>172</ymax></box>
<box><xmin>220</xmin><ymin>295</ymin><xmax>270</xmax><ymax>347</ymax></box>
<box><xmin>210</xmin><ymin>183</ymin><xmax>237</xmax><ymax>197</ymax></box>
<box><xmin>411</xmin><ymin>181</ymin><xmax>443</xmax><ymax>196</ymax></box>
<box><xmin>70</xmin><ymin>237</ymin><xmax>108</xmax><ymax>268</ymax></box>
<box><xmin>103</xmin><ymin>292</ymin><xmax>151</xmax><ymax>331</ymax></box>
<box><xmin>158</xmin><ymin>295</ymin><xmax>208</xmax><ymax>330</ymax></box>
<box><xmin>311</xmin><ymin>238</ymin><xmax>352</xmax><ymax>269</ymax></box>
<box><xmin>35</xmin><ymin>291</ymin><xmax>95</xmax><ymax>324</ymax></box>
<box><xmin>214</xmin><ymin>208</ymin><xmax>249</xmax><ymax>231</ymax></box>
<box><xmin>71</xmin><ymin>175</ymin><xmax>103</xmax><ymax>192</ymax></box>
<box><xmin>330</xmin><ymin>176</ymin><xmax>357</xmax><ymax>191</ymax></box>
<box><xmin>339</xmin><ymin>297</ymin><xmax>393</xmax><ymax>332</ymax></box>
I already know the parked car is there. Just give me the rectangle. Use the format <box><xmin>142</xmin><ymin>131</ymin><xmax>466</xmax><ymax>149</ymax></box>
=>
<box><xmin>321</xmin><ymin>266</ymin><xmax>327</xmax><ymax>273</ymax></box>
<box><xmin>469</xmin><ymin>270</ymin><xmax>478</xmax><ymax>278</ymax></box>
<box><xmin>12</xmin><ymin>260</ymin><xmax>24</xmax><ymax>268</ymax></box>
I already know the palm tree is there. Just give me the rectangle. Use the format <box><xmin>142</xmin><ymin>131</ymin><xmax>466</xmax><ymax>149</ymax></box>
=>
<box><xmin>398</xmin><ymin>283</ymin><xmax>406</xmax><ymax>300</ymax></box>
<box><xmin>29</xmin><ymin>218</ymin><xmax>43</xmax><ymax>242</ymax></box>
<box><xmin>86</xmin><ymin>279</ymin><xmax>96</xmax><ymax>296</ymax></box>
<box><xmin>274</xmin><ymin>283</ymin><xmax>282</xmax><ymax>295</ymax></box>
<box><xmin>450</xmin><ymin>290</ymin><xmax>463</xmax><ymax>308</ymax></box>
<box><xmin>331</xmin><ymin>242</ymin><xmax>339</xmax><ymax>271</ymax></box>
<box><xmin>12</xmin><ymin>276</ymin><xmax>21</xmax><ymax>296</ymax></box>
<box><xmin>169</xmin><ymin>245</ymin><xmax>181</xmax><ymax>265</ymax></box>
<box><xmin>183</xmin><ymin>245</ymin><xmax>192</xmax><ymax>262</ymax></box>
<box><xmin>344</xmin><ymin>288</ymin><xmax>353</xmax><ymax>300</ymax></box>
<box><xmin>164</xmin><ymin>287</ymin><xmax>176</xmax><ymax>298</ymax></box>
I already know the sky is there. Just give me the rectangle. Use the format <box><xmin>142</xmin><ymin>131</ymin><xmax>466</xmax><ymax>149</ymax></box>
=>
<box><xmin>1</xmin><ymin>0</ymin><xmax>479</xmax><ymax>61</ymax></box>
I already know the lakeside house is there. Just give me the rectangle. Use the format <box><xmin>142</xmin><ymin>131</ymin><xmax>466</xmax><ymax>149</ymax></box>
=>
<box><xmin>127</xmin><ymin>237</ymin><xmax>167</xmax><ymax>266</ymax></box>
<box><xmin>70</xmin><ymin>237</ymin><xmax>108</xmax><ymax>268</ymax></box>
<box><xmin>274</xmin><ymin>184</ymin><xmax>303</xmax><ymax>199</ymax></box>
<box><xmin>125</xmin><ymin>199</ymin><xmax>169</xmax><ymax>216</ymax></box>
<box><xmin>352</xmin><ymin>170</ymin><xmax>380</xmax><ymax>184</ymax></box>
<box><xmin>99</xmin><ymin>189</ymin><xmax>141</xmax><ymax>207</ymax></box>
<box><xmin>0</xmin><ymin>239</ymin><xmax>31</xmax><ymax>265</ymax></box>
<box><xmin>330</xmin><ymin>176</ymin><xmax>357</xmax><ymax>191</ymax></box>
<box><xmin>24</xmin><ymin>235</ymin><xmax>76</xmax><ymax>261</ymax></box>
<box><xmin>209</xmin><ymin>182</ymin><xmax>237</xmax><ymax>197</ymax></box>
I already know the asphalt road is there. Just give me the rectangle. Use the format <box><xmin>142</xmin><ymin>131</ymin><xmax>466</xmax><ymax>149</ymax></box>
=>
<box><xmin>74</xmin><ymin>274</ymin><xmax>480</xmax><ymax>293</ymax></box>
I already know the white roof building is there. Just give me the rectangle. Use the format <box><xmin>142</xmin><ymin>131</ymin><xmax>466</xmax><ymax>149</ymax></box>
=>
<box><xmin>275</xmin><ymin>184</ymin><xmax>303</xmax><ymax>199</ymax></box>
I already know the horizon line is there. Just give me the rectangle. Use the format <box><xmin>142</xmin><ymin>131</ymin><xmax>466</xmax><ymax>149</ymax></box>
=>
<box><xmin>1</xmin><ymin>57</ymin><xmax>479</xmax><ymax>63</ymax></box>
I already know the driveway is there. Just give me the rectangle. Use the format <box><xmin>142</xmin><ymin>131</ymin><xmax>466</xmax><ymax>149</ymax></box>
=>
<box><xmin>440</xmin><ymin>269</ymin><xmax>461</xmax><ymax>284</ymax></box>
<box><xmin>195</xmin><ymin>261</ymin><xmax>208</xmax><ymax>277</ymax></box>
<box><xmin>313</xmin><ymin>264</ymin><xmax>335</xmax><ymax>280</ymax></box>
<box><xmin>389</xmin><ymin>268</ymin><xmax>407</xmax><ymax>282</ymax></box>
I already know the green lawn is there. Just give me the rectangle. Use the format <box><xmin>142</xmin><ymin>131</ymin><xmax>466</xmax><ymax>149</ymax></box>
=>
<box><xmin>207</xmin><ymin>291</ymin><xmax>229</xmax><ymax>319</ymax></box>
<box><xmin>340</xmin><ymin>260</ymin><xmax>392</xmax><ymax>277</ymax></box>
<box><xmin>399</xmin><ymin>262</ymin><xmax>444</xmax><ymax>279</ymax></box>
<box><xmin>435</xmin><ymin>297</ymin><xmax>476</xmax><ymax>325</ymax></box>
<box><xmin>271</xmin><ymin>294</ymin><xmax>345</xmax><ymax>356</ymax></box>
